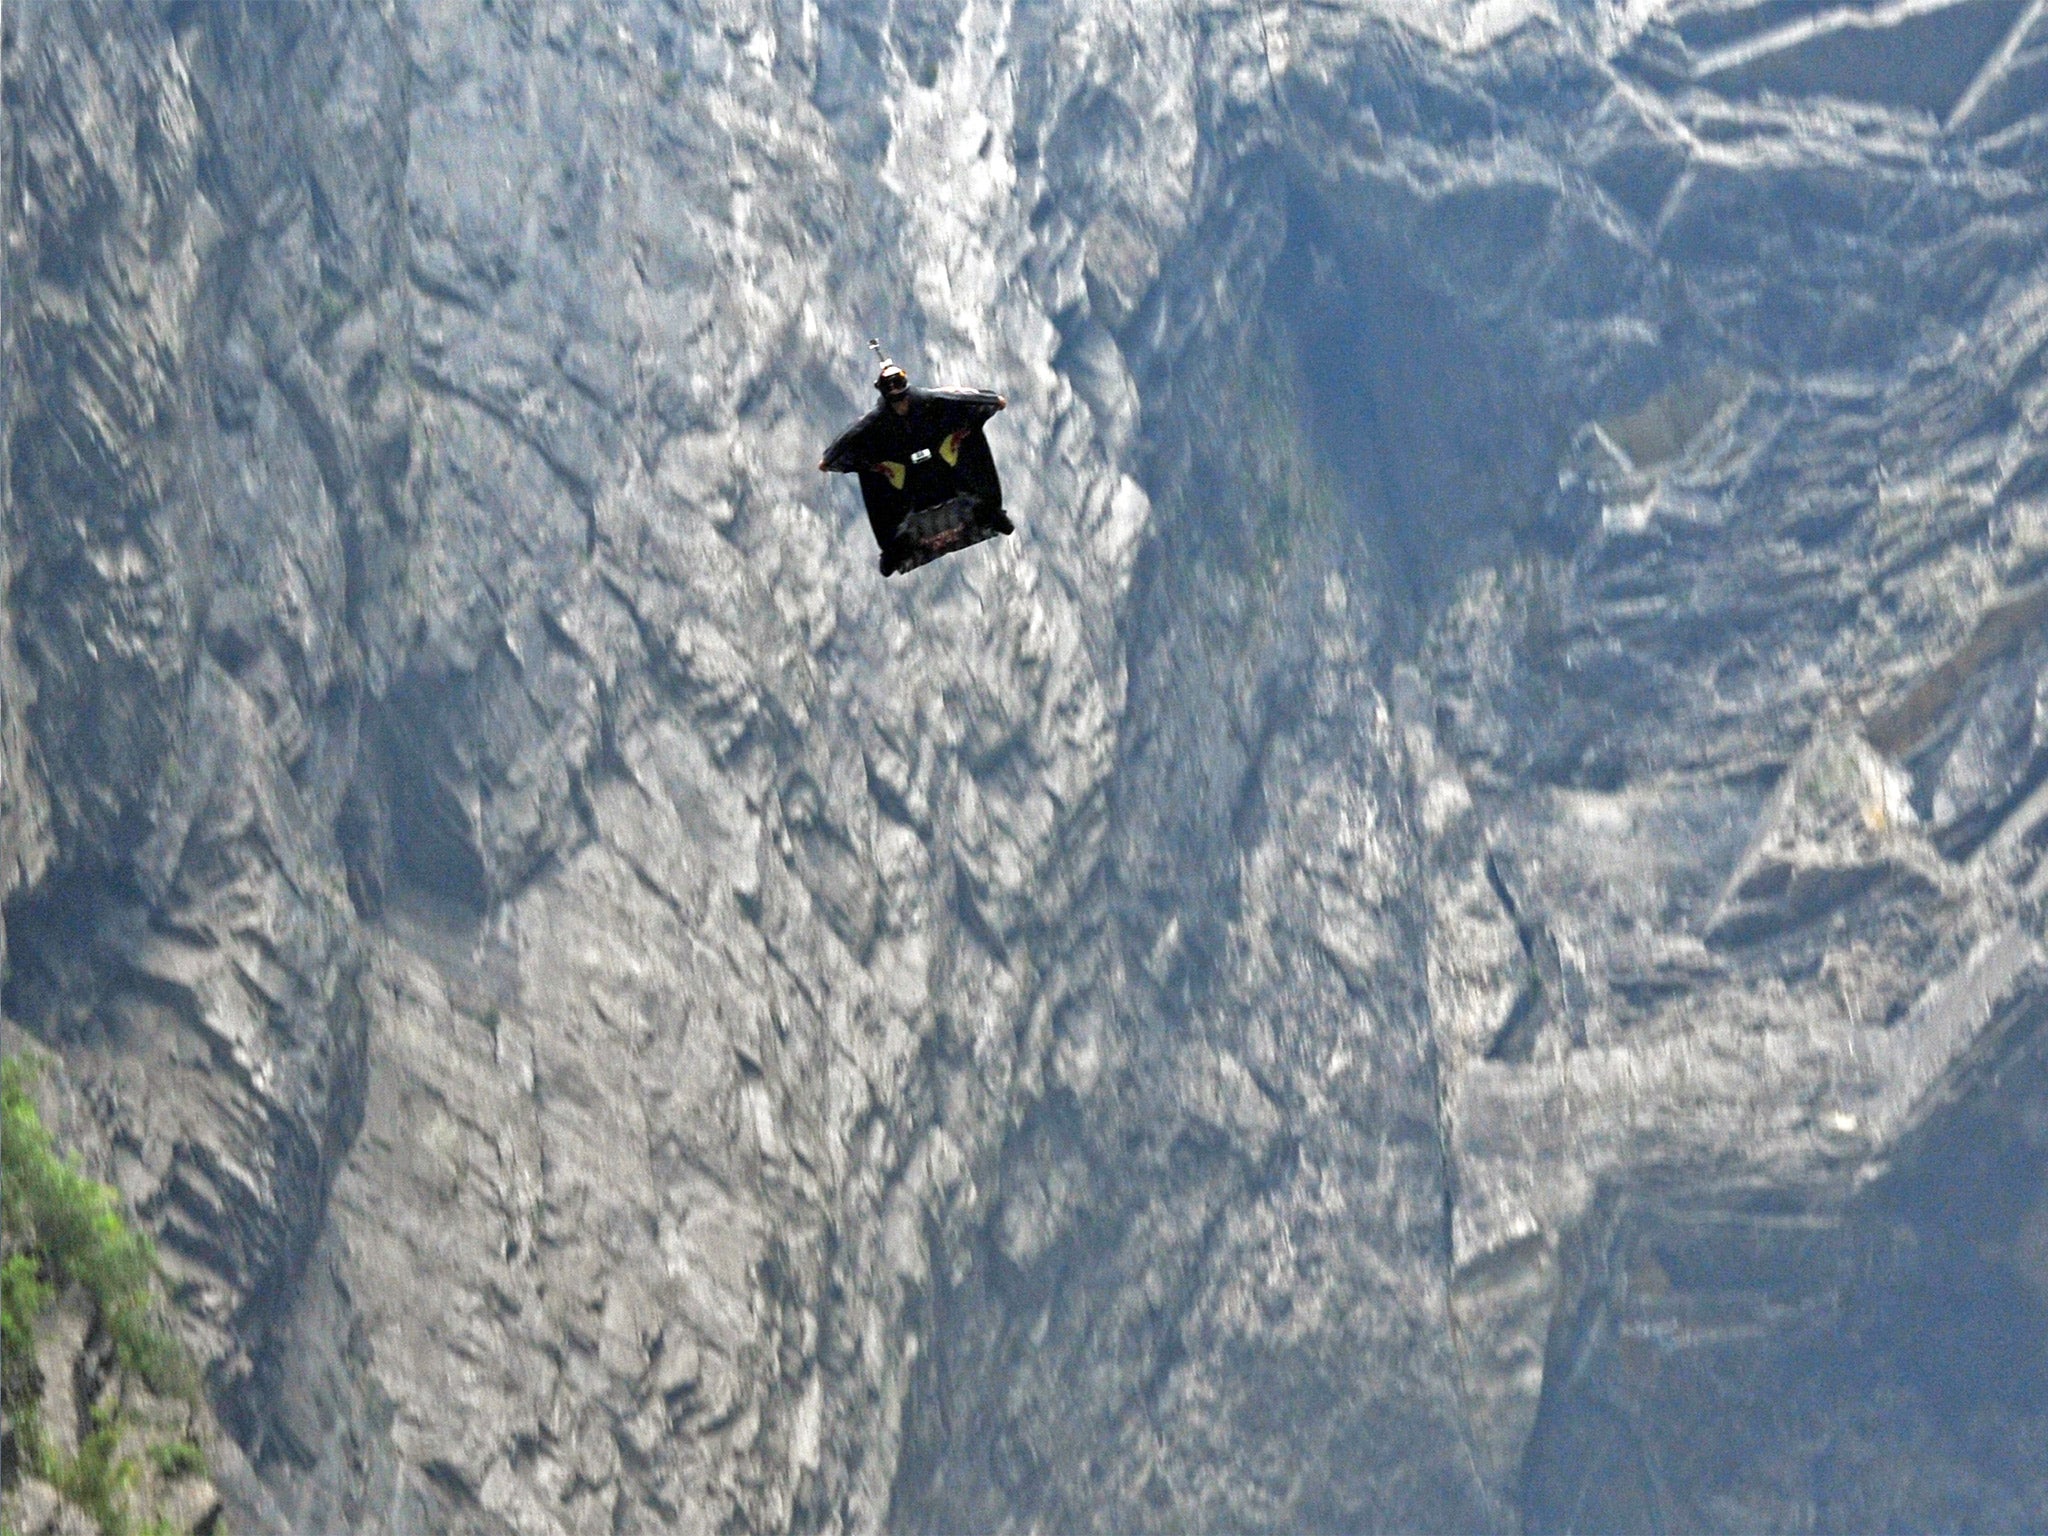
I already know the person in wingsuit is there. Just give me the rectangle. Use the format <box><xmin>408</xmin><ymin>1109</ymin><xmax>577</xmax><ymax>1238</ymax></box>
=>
<box><xmin>817</xmin><ymin>347</ymin><xmax>1013</xmax><ymax>576</ymax></box>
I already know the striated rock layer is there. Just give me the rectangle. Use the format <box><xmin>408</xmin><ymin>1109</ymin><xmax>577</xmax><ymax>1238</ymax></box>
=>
<box><xmin>4</xmin><ymin>0</ymin><xmax>2046</xmax><ymax>1532</ymax></box>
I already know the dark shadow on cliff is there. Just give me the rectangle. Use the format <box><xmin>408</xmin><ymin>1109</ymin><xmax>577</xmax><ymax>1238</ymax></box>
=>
<box><xmin>1522</xmin><ymin>989</ymin><xmax>2048</xmax><ymax>1534</ymax></box>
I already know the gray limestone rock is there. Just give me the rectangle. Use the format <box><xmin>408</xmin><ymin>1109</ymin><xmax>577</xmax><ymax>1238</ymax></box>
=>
<box><xmin>4</xmin><ymin>0</ymin><xmax>2047</xmax><ymax>1533</ymax></box>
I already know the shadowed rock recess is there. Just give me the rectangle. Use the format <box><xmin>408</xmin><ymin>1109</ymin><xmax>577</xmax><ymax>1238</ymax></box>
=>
<box><xmin>3</xmin><ymin>0</ymin><xmax>2046</xmax><ymax>1531</ymax></box>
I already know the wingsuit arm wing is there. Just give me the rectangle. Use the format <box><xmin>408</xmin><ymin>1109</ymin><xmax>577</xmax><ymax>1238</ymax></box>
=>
<box><xmin>819</xmin><ymin>411</ymin><xmax>888</xmax><ymax>472</ymax></box>
<box><xmin>918</xmin><ymin>389</ymin><xmax>1006</xmax><ymax>434</ymax></box>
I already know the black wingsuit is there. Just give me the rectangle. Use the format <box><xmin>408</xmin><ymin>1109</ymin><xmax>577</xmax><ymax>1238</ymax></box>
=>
<box><xmin>819</xmin><ymin>388</ymin><xmax>1007</xmax><ymax>570</ymax></box>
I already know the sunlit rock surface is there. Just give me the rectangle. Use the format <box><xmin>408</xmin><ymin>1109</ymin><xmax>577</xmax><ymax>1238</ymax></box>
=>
<box><xmin>4</xmin><ymin>0</ymin><xmax>2045</xmax><ymax>1532</ymax></box>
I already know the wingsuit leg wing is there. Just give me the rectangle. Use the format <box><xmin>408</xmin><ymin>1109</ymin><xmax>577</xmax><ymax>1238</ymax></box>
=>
<box><xmin>856</xmin><ymin>468</ymin><xmax>913</xmax><ymax>551</ymax></box>
<box><xmin>884</xmin><ymin>493</ymin><xmax>1006</xmax><ymax>576</ymax></box>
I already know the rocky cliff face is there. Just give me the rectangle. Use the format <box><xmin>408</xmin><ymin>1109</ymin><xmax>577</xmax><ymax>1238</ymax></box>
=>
<box><xmin>4</xmin><ymin>0</ymin><xmax>2045</xmax><ymax>1533</ymax></box>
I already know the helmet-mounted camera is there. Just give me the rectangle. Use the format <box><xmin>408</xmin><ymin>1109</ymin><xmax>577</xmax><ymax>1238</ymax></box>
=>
<box><xmin>869</xmin><ymin>338</ymin><xmax>909</xmax><ymax>397</ymax></box>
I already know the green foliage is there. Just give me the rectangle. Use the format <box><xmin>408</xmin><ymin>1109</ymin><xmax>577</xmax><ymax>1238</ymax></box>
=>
<box><xmin>1207</xmin><ymin>324</ymin><xmax>1338</xmax><ymax>593</ymax></box>
<box><xmin>1</xmin><ymin>1056</ymin><xmax>216</xmax><ymax>1535</ymax></box>
<box><xmin>146</xmin><ymin>1439</ymin><xmax>206</xmax><ymax>1480</ymax></box>
<box><xmin>3</xmin><ymin>1249</ymin><xmax>52</xmax><ymax>1416</ymax></box>
<box><xmin>0</xmin><ymin>1056</ymin><xmax>196</xmax><ymax>1403</ymax></box>
<box><xmin>24</xmin><ymin>1411</ymin><xmax>210</xmax><ymax>1536</ymax></box>
<box><xmin>45</xmin><ymin>1408</ymin><xmax>142</xmax><ymax>1536</ymax></box>
<box><xmin>311</xmin><ymin>267</ymin><xmax>357</xmax><ymax>332</ymax></box>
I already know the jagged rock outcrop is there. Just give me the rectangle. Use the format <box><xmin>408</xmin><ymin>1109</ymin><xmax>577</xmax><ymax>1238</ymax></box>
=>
<box><xmin>4</xmin><ymin>0</ymin><xmax>2046</xmax><ymax>1533</ymax></box>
